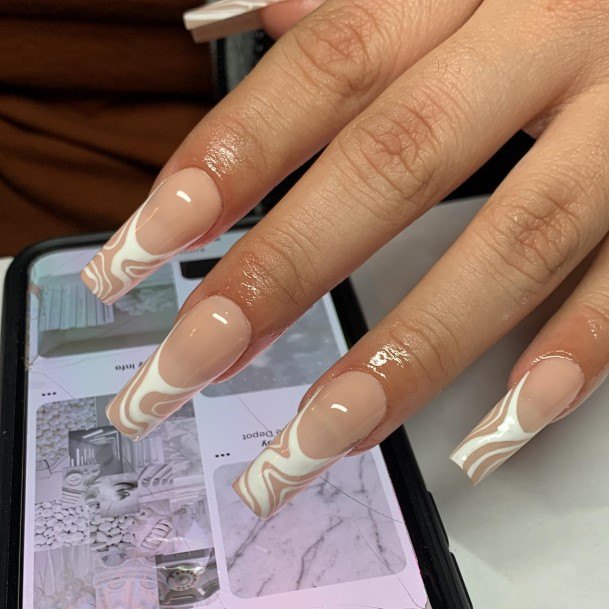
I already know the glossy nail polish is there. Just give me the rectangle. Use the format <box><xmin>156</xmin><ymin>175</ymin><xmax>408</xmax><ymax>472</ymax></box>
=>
<box><xmin>233</xmin><ymin>370</ymin><xmax>387</xmax><ymax>518</ymax></box>
<box><xmin>81</xmin><ymin>168</ymin><xmax>222</xmax><ymax>305</ymax></box>
<box><xmin>450</xmin><ymin>356</ymin><xmax>584</xmax><ymax>484</ymax></box>
<box><xmin>106</xmin><ymin>295</ymin><xmax>250</xmax><ymax>440</ymax></box>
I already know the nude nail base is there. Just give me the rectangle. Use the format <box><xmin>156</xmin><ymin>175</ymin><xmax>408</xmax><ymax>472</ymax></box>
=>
<box><xmin>233</xmin><ymin>371</ymin><xmax>387</xmax><ymax>518</ymax></box>
<box><xmin>106</xmin><ymin>295</ymin><xmax>251</xmax><ymax>440</ymax></box>
<box><xmin>450</xmin><ymin>357</ymin><xmax>584</xmax><ymax>484</ymax></box>
<box><xmin>81</xmin><ymin>168</ymin><xmax>222</xmax><ymax>305</ymax></box>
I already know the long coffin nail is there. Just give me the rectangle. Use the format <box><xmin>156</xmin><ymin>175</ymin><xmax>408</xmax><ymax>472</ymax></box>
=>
<box><xmin>233</xmin><ymin>370</ymin><xmax>387</xmax><ymax>518</ymax></box>
<box><xmin>106</xmin><ymin>295</ymin><xmax>250</xmax><ymax>440</ymax></box>
<box><xmin>81</xmin><ymin>168</ymin><xmax>222</xmax><ymax>305</ymax></box>
<box><xmin>184</xmin><ymin>0</ymin><xmax>282</xmax><ymax>43</ymax></box>
<box><xmin>450</xmin><ymin>356</ymin><xmax>584</xmax><ymax>484</ymax></box>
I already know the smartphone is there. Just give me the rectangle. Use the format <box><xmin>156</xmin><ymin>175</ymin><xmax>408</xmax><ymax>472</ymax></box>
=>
<box><xmin>0</xmin><ymin>218</ymin><xmax>472</xmax><ymax>609</ymax></box>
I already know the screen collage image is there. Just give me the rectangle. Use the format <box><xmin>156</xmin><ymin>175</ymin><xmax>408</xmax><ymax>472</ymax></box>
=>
<box><xmin>24</xmin><ymin>232</ymin><xmax>429</xmax><ymax>609</ymax></box>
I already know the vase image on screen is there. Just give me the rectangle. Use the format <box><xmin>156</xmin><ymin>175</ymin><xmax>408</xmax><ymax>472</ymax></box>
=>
<box><xmin>155</xmin><ymin>549</ymin><xmax>220</xmax><ymax>607</ymax></box>
<box><xmin>32</xmin><ymin>391</ymin><xmax>217</xmax><ymax>607</ymax></box>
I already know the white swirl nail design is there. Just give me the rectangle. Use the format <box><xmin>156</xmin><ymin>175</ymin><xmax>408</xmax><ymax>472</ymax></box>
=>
<box><xmin>82</xmin><ymin>204</ymin><xmax>180</xmax><ymax>305</ymax></box>
<box><xmin>184</xmin><ymin>0</ymin><xmax>282</xmax><ymax>28</ymax></box>
<box><xmin>234</xmin><ymin>371</ymin><xmax>387</xmax><ymax>518</ymax></box>
<box><xmin>234</xmin><ymin>408</ymin><xmax>340</xmax><ymax>519</ymax></box>
<box><xmin>107</xmin><ymin>329</ymin><xmax>202</xmax><ymax>441</ymax></box>
<box><xmin>450</xmin><ymin>372</ymin><xmax>532</xmax><ymax>484</ymax></box>
<box><xmin>82</xmin><ymin>168</ymin><xmax>223</xmax><ymax>305</ymax></box>
<box><xmin>106</xmin><ymin>296</ymin><xmax>251</xmax><ymax>441</ymax></box>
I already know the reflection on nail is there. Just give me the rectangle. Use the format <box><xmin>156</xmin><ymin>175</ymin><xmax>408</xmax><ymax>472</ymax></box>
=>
<box><xmin>81</xmin><ymin>168</ymin><xmax>222</xmax><ymax>305</ymax></box>
<box><xmin>233</xmin><ymin>371</ymin><xmax>387</xmax><ymax>518</ymax></box>
<box><xmin>106</xmin><ymin>295</ymin><xmax>250</xmax><ymax>441</ymax></box>
<box><xmin>450</xmin><ymin>356</ymin><xmax>584</xmax><ymax>484</ymax></box>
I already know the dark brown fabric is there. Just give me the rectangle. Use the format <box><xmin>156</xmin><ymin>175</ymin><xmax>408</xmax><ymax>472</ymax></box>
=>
<box><xmin>0</xmin><ymin>4</ymin><xmax>214</xmax><ymax>255</ymax></box>
<box><xmin>0</xmin><ymin>0</ymin><xmax>202</xmax><ymax>23</ymax></box>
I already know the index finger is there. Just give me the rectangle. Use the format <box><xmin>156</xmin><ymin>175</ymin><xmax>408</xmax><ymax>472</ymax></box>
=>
<box><xmin>81</xmin><ymin>0</ymin><xmax>478</xmax><ymax>303</ymax></box>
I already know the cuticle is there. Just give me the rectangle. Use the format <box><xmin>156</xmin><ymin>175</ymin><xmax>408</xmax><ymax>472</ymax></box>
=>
<box><xmin>345</xmin><ymin>367</ymin><xmax>390</xmax><ymax>452</ymax></box>
<box><xmin>194</xmin><ymin>293</ymin><xmax>254</xmax><ymax>386</ymax></box>
<box><xmin>185</xmin><ymin>164</ymin><xmax>226</xmax><ymax>235</ymax></box>
<box><xmin>527</xmin><ymin>350</ymin><xmax>587</xmax><ymax>403</ymax></box>
<box><xmin>529</xmin><ymin>349</ymin><xmax>582</xmax><ymax>371</ymax></box>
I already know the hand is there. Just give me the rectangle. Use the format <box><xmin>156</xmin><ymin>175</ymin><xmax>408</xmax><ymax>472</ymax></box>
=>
<box><xmin>82</xmin><ymin>0</ymin><xmax>609</xmax><ymax>518</ymax></box>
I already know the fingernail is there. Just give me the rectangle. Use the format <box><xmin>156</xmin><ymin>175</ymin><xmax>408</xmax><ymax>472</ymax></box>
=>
<box><xmin>184</xmin><ymin>0</ymin><xmax>282</xmax><ymax>43</ymax></box>
<box><xmin>450</xmin><ymin>356</ymin><xmax>584</xmax><ymax>484</ymax></box>
<box><xmin>81</xmin><ymin>168</ymin><xmax>222</xmax><ymax>305</ymax></box>
<box><xmin>106</xmin><ymin>295</ymin><xmax>250</xmax><ymax>440</ymax></box>
<box><xmin>233</xmin><ymin>370</ymin><xmax>387</xmax><ymax>518</ymax></box>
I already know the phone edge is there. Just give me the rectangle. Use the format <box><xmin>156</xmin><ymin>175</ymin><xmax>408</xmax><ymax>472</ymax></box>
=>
<box><xmin>0</xmin><ymin>225</ymin><xmax>471</xmax><ymax>609</ymax></box>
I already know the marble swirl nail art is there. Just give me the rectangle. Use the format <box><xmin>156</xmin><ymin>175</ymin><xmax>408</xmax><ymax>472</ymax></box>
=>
<box><xmin>184</xmin><ymin>0</ymin><xmax>289</xmax><ymax>43</ymax></box>
<box><xmin>234</xmin><ymin>371</ymin><xmax>387</xmax><ymax>518</ymax></box>
<box><xmin>106</xmin><ymin>295</ymin><xmax>251</xmax><ymax>441</ymax></box>
<box><xmin>184</xmin><ymin>0</ymin><xmax>282</xmax><ymax>29</ymax></box>
<box><xmin>233</xmin><ymin>408</ymin><xmax>341</xmax><ymax>519</ymax></box>
<box><xmin>82</xmin><ymin>168</ymin><xmax>222</xmax><ymax>305</ymax></box>
<box><xmin>450</xmin><ymin>373</ymin><xmax>533</xmax><ymax>485</ymax></box>
<box><xmin>106</xmin><ymin>337</ymin><xmax>203</xmax><ymax>441</ymax></box>
<box><xmin>82</xmin><ymin>204</ymin><xmax>180</xmax><ymax>305</ymax></box>
<box><xmin>450</xmin><ymin>356</ymin><xmax>584</xmax><ymax>484</ymax></box>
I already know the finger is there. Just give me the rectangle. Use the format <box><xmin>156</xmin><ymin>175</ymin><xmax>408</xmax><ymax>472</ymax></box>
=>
<box><xmin>234</xmin><ymin>83</ymin><xmax>609</xmax><ymax>515</ymax></box>
<box><xmin>261</xmin><ymin>0</ymin><xmax>325</xmax><ymax>39</ymax></box>
<box><xmin>104</xmin><ymin>0</ymin><xmax>589</xmax><ymax>442</ymax></box>
<box><xmin>81</xmin><ymin>0</ymin><xmax>479</xmax><ymax>303</ymax></box>
<box><xmin>510</xmin><ymin>239</ymin><xmax>609</xmax><ymax>422</ymax></box>
<box><xmin>452</xmin><ymin>233</ymin><xmax>609</xmax><ymax>485</ymax></box>
<box><xmin>184</xmin><ymin>0</ymin><xmax>322</xmax><ymax>43</ymax></box>
<box><xmin>185</xmin><ymin>0</ymin><xmax>588</xmax><ymax>378</ymax></box>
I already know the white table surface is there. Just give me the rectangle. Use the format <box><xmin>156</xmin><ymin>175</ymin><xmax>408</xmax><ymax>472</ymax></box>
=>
<box><xmin>2</xmin><ymin>196</ymin><xmax>607</xmax><ymax>607</ymax></box>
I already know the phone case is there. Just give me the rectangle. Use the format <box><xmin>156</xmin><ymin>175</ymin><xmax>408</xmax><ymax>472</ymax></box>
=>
<box><xmin>0</xmin><ymin>219</ymin><xmax>472</xmax><ymax>609</ymax></box>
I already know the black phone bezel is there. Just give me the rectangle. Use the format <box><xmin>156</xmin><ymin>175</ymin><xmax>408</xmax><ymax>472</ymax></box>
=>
<box><xmin>0</xmin><ymin>220</ymin><xmax>472</xmax><ymax>609</ymax></box>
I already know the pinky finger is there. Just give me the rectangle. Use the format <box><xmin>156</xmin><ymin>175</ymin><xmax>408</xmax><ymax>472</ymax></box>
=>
<box><xmin>450</xmin><ymin>237</ymin><xmax>609</xmax><ymax>484</ymax></box>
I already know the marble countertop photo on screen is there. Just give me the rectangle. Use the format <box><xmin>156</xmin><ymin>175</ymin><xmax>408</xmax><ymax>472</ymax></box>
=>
<box><xmin>214</xmin><ymin>452</ymin><xmax>410</xmax><ymax>598</ymax></box>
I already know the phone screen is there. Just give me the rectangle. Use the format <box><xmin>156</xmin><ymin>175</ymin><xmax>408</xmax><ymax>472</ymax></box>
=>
<box><xmin>22</xmin><ymin>231</ymin><xmax>430</xmax><ymax>609</ymax></box>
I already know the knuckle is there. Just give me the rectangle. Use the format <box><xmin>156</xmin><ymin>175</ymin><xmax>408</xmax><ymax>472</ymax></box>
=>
<box><xmin>204</xmin><ymin>111</ymin><xmax>272</xmax><ymax>178</ymax></box>
<box><xmin>234</xmin><ymin>226</ymin><xmax>319</xmax><ymax>312</ymax></box>
<box><xmin>286</xmin><ymin>3</ymin><xmax>386</xmax><ymax>99</ymax></box>
<box><xmin>340</xmin><ymin>90</ymin><xmax>452</xmax><ymax>222</ymax></box>
<box><xmin>575</xmin><ymin>299</ymin><xmax>609</xmax><ymax>332</ymax></box>
<box><xmin>474</xmin><ymin>179</ymin><xmax>586</xmax><ymax>297</ymax></box>
<box><xmin>381</xmin><ymin>308</ymin><xmax>465</xmax><ymax>384</ymax></box>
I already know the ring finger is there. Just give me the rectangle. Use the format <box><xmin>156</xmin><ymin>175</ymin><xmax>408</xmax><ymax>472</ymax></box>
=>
<box><xmin>235</xmin><ymin>82</ymin><xmax>609</xmax><ymax>515</ymax></box>
<box><xmin>101</xmin><ymin>0</ymin><xmax>595</xmax><ymax>446</ymax></box>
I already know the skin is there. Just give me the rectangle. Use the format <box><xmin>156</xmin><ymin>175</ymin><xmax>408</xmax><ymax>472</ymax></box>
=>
<box><xmin>116</xmin><ymin>0</ymin><xmax>609</xmax><ymax>459</ymax></box>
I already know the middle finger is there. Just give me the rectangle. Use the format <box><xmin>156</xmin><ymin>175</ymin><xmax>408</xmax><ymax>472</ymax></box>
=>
<box><xmin>188</xmin><ymin>0</ymin><xmax>586</xmax><ymax>377</ymax></box>
<box><xmin>104</xmin><ymin>0</ymin><xmax>591</xmax><ymax>439</ymax></box>
<box><xmin>82</xmin><ymin>0</ymin><xmax>479</xmax><ymax>305</ymax></box>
